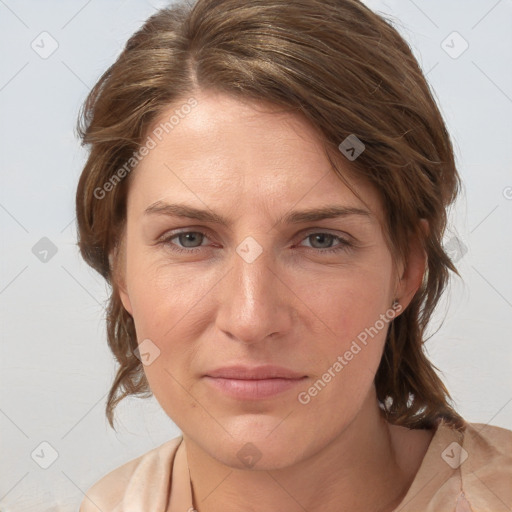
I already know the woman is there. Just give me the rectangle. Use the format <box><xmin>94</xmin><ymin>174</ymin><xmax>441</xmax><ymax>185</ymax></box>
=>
<box><xmin>76</xmin><ymin>0</ymin><xmax>512</xmax><ymax>511</ymax></box>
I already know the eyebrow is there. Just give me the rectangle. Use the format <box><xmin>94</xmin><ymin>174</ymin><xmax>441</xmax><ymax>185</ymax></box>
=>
<box><xmin>143</xmin><ymin>201</ymin><xmax>373</xmax><ymax>226</ymax></box>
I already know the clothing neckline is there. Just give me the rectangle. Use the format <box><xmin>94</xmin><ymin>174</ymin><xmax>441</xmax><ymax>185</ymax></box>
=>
<box><xmin>390</xmin><ymin>418</ymin><xmax>465</xmax><ymax>511</ymax></box>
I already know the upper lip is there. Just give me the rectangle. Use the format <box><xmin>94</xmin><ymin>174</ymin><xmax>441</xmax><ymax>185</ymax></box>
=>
<box><xmin>204</xmin><ymin>365</ymin><xmax>307</xmax><ymax>380</ymax></box>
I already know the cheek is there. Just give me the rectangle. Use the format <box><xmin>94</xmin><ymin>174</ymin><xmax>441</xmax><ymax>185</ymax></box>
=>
<box><xmin>125</xmin><ymin>265</ymin><xmax>204</xmax><ymax>425</ymax></box>
<box><xmin>295</xmin><ymin>263</ymin><xmax>394</xmax><ymax>390</ymax></box>
<box><xmin>124</xmin><ymin>256</ymin><xmax>216</xmax><ymax>388</ymax></box>
<box><xmin>294</xmin><ymin>261</ymin><xmax>393</xmax><ymax>337</ymax></box>
<box><xmin>126</xmin><ymin>243</ymin><xmax>394</xmax><ymax>358</ymax></box>
<box><xmin>125</xmin><ymin>248</ymin><xmax>208</xmax><ymax>336</ymax></box>
<box><xmin>296</xmin><ymin>278</ymin><xmax>393</xmax><ymax>421</ymax></box>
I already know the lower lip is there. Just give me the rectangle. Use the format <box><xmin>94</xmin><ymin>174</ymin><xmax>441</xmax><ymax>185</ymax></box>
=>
<box><xmin>203</xmin><ymin>376</ymin><xmax>308</xmax><ymax>400</ymax></box>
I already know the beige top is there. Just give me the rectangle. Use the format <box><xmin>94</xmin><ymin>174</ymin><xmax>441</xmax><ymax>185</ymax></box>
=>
<box><xmin>79</xmin><ymin>420</ymin><xmax>512</xmax><ymax>512</ymax></box>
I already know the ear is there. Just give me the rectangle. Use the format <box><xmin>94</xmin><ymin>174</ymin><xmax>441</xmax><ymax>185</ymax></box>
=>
<box><xmin>110</xmin><ymin>245</ymin><xmax>133</xmax><ymax>316</ymax></box>
<box><xmin>394</xmin><ymin>219</ymin><xmax>428</xmax><ymax>312</ymax></box>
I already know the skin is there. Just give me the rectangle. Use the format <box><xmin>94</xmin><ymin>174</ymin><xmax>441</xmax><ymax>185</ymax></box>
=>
<box><xmin>116</xmin><ymin>89</ymin><xmax>434</xmax><ymax>512</ymax></box>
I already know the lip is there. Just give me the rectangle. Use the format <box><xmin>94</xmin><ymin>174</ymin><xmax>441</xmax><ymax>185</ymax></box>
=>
<box><xmin>203</xmin><ymin>365</ymin><xmax>308</xmax><ymax>400</ymax></box>
<box><xmin>204</xmin><ymin>365</ymin><xmax>307</xmax><ymax>380</ymax></box>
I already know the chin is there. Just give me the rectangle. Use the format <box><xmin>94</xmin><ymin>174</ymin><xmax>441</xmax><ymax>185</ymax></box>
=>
<box><xmin>198</xmin><ymin>418</ymin><xmax>311</xmax><ymax>470</ymax></box>
<box><xmin>213</xmin><ymin>438</ymin><xmax>305</xmax><ymax>471</ymax></box>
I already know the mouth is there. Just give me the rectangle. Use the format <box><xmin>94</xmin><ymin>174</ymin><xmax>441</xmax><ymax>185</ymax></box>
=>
<box><xmin>203</xmin><ymin>365</ymin><xmax>308</xmax><ymax>400</ymax></box>
<box><xmin>203</xmin><ymin>376</ymin><xmax>308</xmax><ymax>400</ymax></box>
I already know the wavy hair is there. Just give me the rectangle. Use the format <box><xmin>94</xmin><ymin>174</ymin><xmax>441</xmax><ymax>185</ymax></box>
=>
<box><xmin>76</xmin><ymin>0</ymin><xmax>466</xmax><ymax>431</ymax></box>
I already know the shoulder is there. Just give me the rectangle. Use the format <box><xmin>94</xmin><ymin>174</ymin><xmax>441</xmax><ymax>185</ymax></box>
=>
<box><xmin>462</xmin><ymin>421</ymin><xmax>512</xmax><ymax>465</ymax></box>
<box><xmin>461</xmin><ymin>422</ymin><xmax>512</xmax><ymax>509</ymax></box>
<box><xmin>79</xmin><ymin>435</ymin><xmax>183</xmax><ymax>512</ymax></box>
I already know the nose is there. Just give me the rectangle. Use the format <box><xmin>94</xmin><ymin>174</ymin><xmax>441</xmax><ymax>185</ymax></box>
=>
<box><xmin>215</xmin><ymin>239</ymin><xmax>294</xmax><ymax>345</ymax></box>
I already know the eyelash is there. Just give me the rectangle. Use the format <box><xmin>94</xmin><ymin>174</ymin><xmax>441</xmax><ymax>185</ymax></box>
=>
<box><xmin>159</xmin><ymin>230</ymin><xmax>353</xmax><ymax>255</ymax></box>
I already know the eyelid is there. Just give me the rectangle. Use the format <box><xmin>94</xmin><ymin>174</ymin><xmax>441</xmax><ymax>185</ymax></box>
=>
<box><xmin>156</xmin><ymin>225</ymin><xmax>212</xmax><ymax>239</ymax></box>
<box><xmin>157</xmin><ymin>228</ymin><xmax>212</xmax><ymax>246</ymax></box>
<box><xmin>298</xmin><ymin>227</ymin><xmax>353</xmax><ymax>239</ymax></box>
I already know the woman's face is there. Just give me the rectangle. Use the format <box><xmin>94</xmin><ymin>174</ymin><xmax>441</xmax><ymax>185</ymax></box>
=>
<box><xmin>117</xmin><ymin>89</ymin><xmax>423</xmax><ymax>469</ymax></box>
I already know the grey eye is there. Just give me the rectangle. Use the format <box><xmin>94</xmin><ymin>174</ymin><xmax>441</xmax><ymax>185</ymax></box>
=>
<box><xmin>176</xmin><ymin>232</ymin><xmax>205</xmax><ymax>248</ymax></box>
<box><xmin>305</xmin><ymin>233</ymin><xmax>337</xmax><ymax>249</ymax></box>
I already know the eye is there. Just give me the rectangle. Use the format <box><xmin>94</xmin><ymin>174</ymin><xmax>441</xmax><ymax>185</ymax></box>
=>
<box><xmin>299</xmin><ymin>232</ymin><xmax>353</xmax><ymax>253</ymax></box>
<box><xmin>160</xmin><ymin>230</ymin><xmax>210</xmax><ymax>254</ymax></box>
<box><xmin>159</xmin><ymin>230</ymin><xmax>354</xmax><ymax>255</ymax></box>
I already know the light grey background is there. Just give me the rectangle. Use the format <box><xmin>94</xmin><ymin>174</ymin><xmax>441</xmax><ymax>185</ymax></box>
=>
<box><xmin>1</xmin><ymin>0</ymin><xmax>511</xmax><ymax>510</ymax></box>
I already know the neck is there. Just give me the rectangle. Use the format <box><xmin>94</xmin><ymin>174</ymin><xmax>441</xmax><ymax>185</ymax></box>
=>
<box><xmin>183</xmin><ymin>390</ymin><xmax>424</xmax><ymax>512</ymax></box>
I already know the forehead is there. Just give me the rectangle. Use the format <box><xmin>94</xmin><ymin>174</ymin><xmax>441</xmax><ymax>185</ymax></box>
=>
<box><xmin>128</xmin><ymin>90</ymin><xmax>384</xmax><ymax>226</ymax></box>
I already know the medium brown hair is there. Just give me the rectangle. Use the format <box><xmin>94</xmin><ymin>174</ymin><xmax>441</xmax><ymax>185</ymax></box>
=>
<box><xmin>76</xmin><ymin>0</ymin><xmax>466</xmax><ymax>431</ymax></box>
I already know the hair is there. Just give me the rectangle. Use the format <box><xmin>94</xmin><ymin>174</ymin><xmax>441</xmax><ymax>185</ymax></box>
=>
<box><xmin>76</xmin><ymin>0</ymin><xmax>466</xmax><ymax>431</ymax></box>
